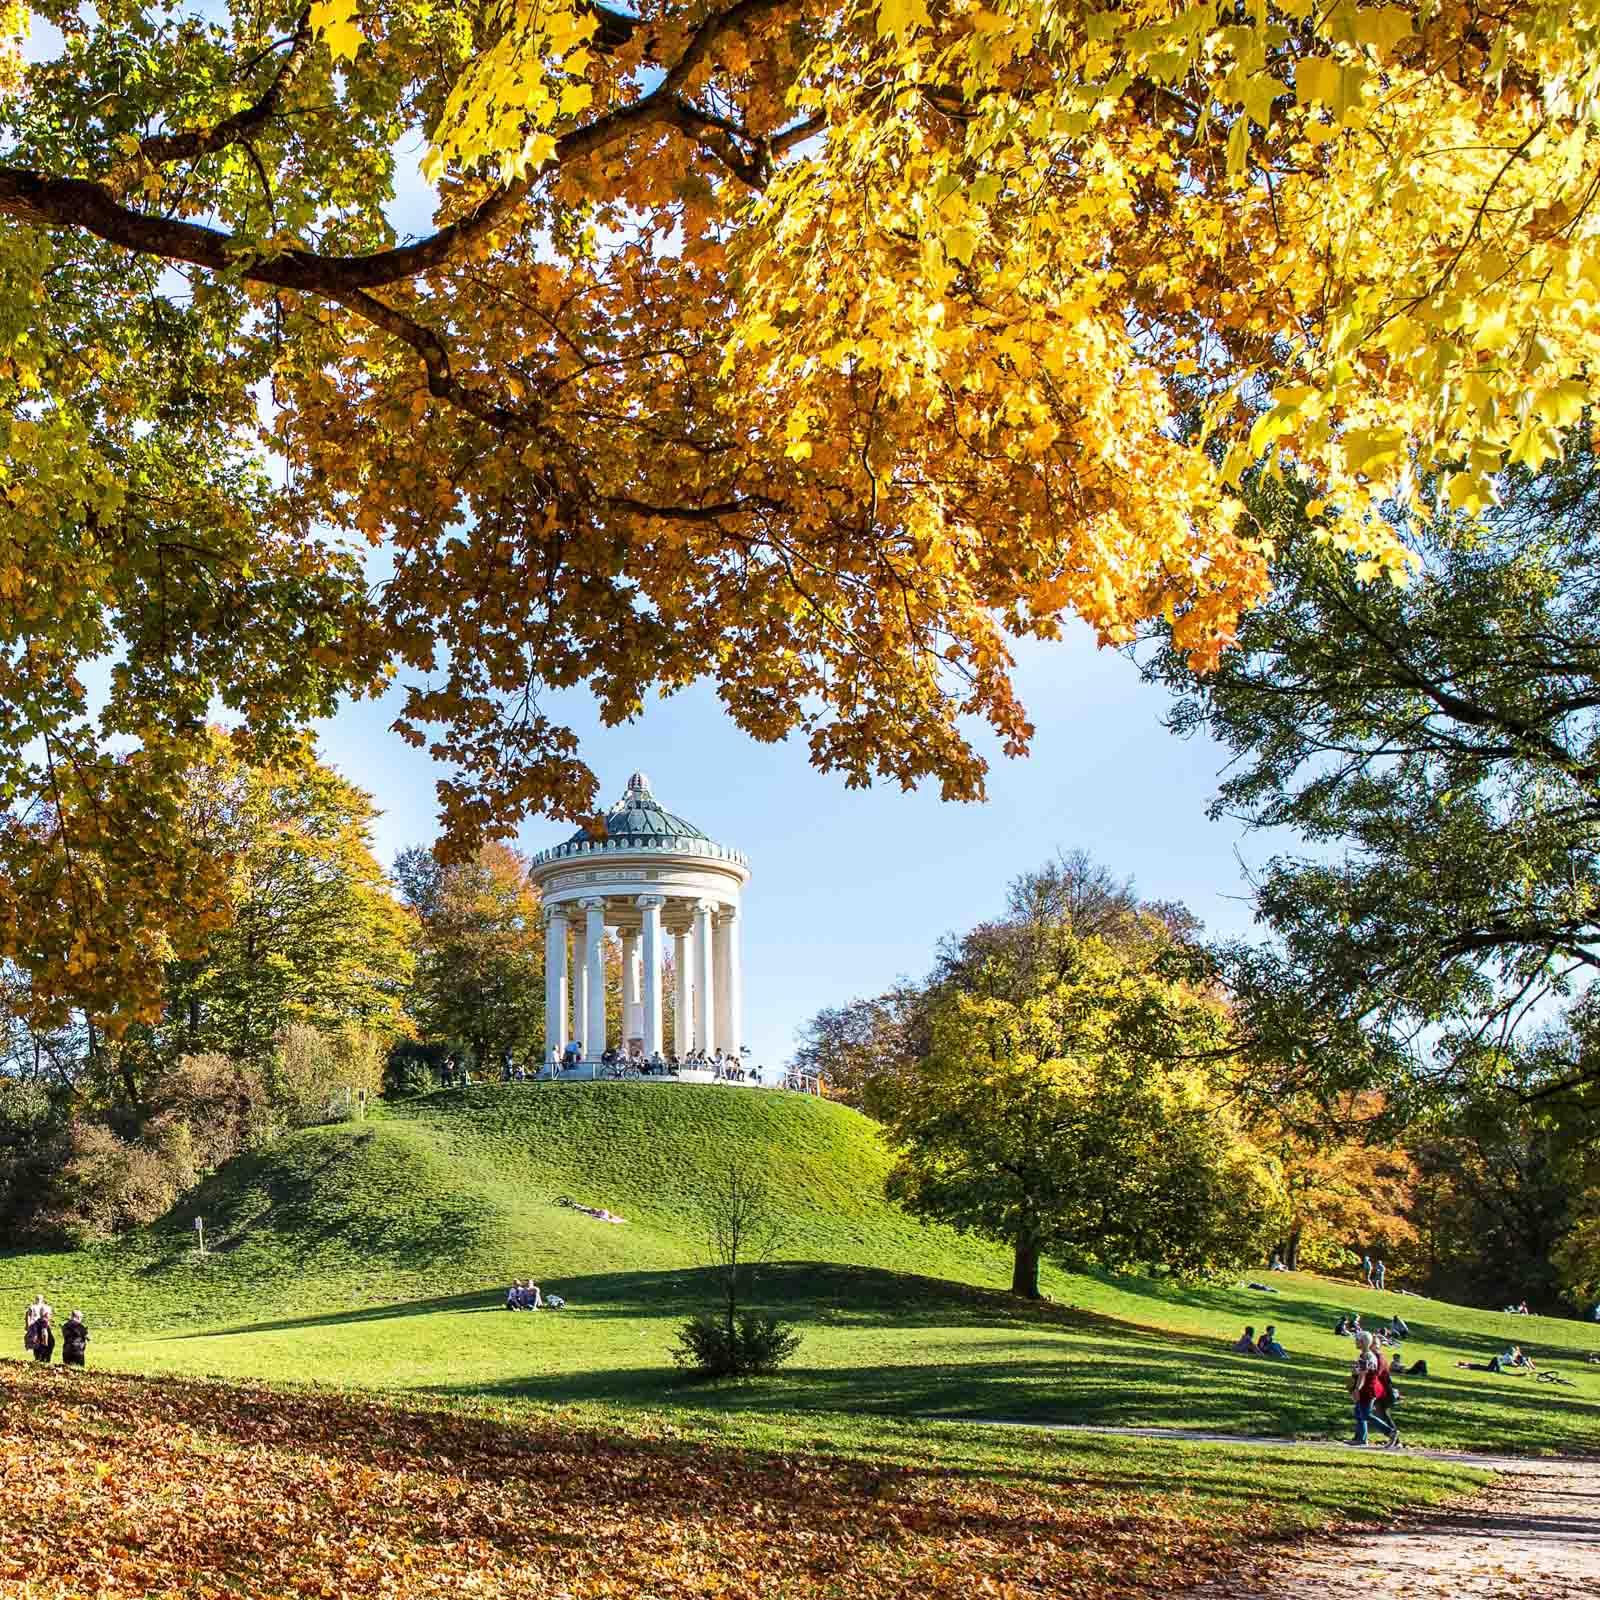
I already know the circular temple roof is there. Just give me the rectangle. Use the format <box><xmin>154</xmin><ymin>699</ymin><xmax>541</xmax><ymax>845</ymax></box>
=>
<box><xmin>562</xmin><ymin>772</ymin><xmax>710</xmax><ymax>848</ymax></box>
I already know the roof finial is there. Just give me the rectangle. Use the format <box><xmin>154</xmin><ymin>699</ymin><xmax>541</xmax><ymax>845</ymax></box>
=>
<box><xmin>624</xmin><ymin>770</ymin><xmax>652</xmax><ymax>800</ymax></box>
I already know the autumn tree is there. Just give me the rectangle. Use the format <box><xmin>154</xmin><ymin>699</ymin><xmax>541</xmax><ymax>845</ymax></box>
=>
<box><xmin>158</xmin><ymin>739</ymin><xmax>412</xmax><ymax>1066</ymax></box>
<box><xmin>886</xmin><ymin>918</ymin><xmax>1284</xmax><ymax>1297</ymax></box>
<box><xmin>7</xmin><ymin>0</ymin><xmax>1600</xmax><ymax>1027</ymax></box>
<box><xmin>1252</xmin><ymin>1101</ymin><xmax>1420</xmax><ymax>1273</ymax></box>
<box><xmin>791</xmin><ymin>985</ymin><xmax>926</xmax><ymax>1117</ymax></box>
<box><xmin>394</xmin><ymin>840</ymin><xmax>546</xmax><ymax>1070</ymax></box>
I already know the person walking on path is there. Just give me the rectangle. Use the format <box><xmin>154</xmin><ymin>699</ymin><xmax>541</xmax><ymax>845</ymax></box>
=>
<box><xmin>1376</xmin><ymin>1258</ymin><xmax>1387</xmax><ymax>1291</ymax></box>
<box><xmin>61</xmin><ymin>1310</ymin><xmax>89</xmax><ymax>1368</ymax></box>
<box><xmin>1349</xmin><ymin>1331</ymin><xmax>1401</xmax><ymax>1448</ymax></box>
<box><xmin>1362</xmin><ymin>1254</ymin><xmax>1374</xmax><ymax>1287</ymax></box>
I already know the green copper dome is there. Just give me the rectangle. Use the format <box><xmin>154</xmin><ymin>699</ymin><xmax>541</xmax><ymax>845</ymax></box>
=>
<box><xmin>563</xmin><ymin>772</ymin><xmax>709</xmax><ymax>847</ymax></box>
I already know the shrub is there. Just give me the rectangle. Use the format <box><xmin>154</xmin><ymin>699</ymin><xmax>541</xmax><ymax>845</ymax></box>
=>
<box><xmin>269</xmin><ymin>1023</ymin><xmax>386</xmax><ymax>1126</ymax></box>
<box><xmin>384</xmin><ymin>1038</ymin><xmax>458</xmax><ymax>1098</ymax></box>
<box><xmin>672</xmin><ymin>1312</ymin><xmax>803</xmax><ymax>1379</ymax></box>
<box><xmin>36</xmin><ymin>1122</ymin><xmax>179</xmax><ymax>1243</ymax></box>
<box><xmin>155</xmin><ymin>1052</ymin><xmax>276</xmax><ymax>1170</ymax></box>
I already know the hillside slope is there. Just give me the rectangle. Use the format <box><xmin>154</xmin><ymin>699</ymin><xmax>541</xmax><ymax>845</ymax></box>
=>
<box><xmin>8</xmin><ymin>1083</ymin><xmax>1009</xmax><ymax>1331</ymax></box>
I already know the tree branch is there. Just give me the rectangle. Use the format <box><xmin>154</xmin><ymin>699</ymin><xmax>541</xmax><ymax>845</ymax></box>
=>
<box><xmin>0</xmin><ymin>0</ymin><xmax>807</xmax><ymax>290</ymax></box>
<box><xmin>131</xmin><ymin>11</ymin><xmax>314</xmax><ymax>173</ymax></box>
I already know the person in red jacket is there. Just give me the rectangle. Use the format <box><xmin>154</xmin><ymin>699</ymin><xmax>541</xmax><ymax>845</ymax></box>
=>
<box><xmin>1348</xmin><ymin>1331</ymin><xmax>1402</xmax><ymax>1448</ymax></box>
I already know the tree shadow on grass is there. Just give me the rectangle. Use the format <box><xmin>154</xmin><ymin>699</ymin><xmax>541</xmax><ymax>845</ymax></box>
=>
<box><xmin>159</xmin><ymin>1262</ymin><xmax>1197</xmax><ymax>1343</ymax></box>
<box><xmin>134</xmin><ymin>1131</ymin><xmax>495</xmax><ymax>1278</ymax></box>
<box><xmin>149</xmin><ymin>1262</ymin><xmax>1599</xmax><ymax>1454</ymax></box>
<box><xmin>20</xmin><ymin>1359</ymin><xmax>1441</xmax><ymax>1530</ymax></box>
<box><xmin>410</xmin><ymin>1322</ymin><xmax>1600</xmax><ymax>1455</ymax></box>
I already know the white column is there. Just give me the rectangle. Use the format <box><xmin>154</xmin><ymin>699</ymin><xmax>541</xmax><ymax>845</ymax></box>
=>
<box><xmin>638</xmin><ymin>895</ymin><xmax>664</xmax><ymax>1057</ymax></box>
<box><xmin>620</xmin><ymin>930</ymin><xmax>640</xmax><ymax>1049</ymax></box>
<box><xmin>544</xmin><ymin>908</ymin><xmax>568</xmax><ymax>1063</ymax></box>
<box><xmin>582</xmin><ymin>897</ymin><xmax>607</xmax><ymax>1061</ymax></box>
<box><xmin>673</xmin><ymin>926</ymin><xmax>690</xmax><ymax>1057</ymax></box>
<box><xmin>714</xmin><ymin>910</ymin><xmax>733</xmax><ymax>1055</ymax></box>
<box><xmin>693</xmin><ymin>899</ymin><xmax>716</xmax><ymax>1053</ymax></box>
<box><xmin>725</xmin><ymin>905</ymin><xmax>742</xmax><ymax>1056</ymax></box>
<box><xmin>571</xmin><ymin>925</ymin><xmax>588</xmax><ymax>1057</ymax></box>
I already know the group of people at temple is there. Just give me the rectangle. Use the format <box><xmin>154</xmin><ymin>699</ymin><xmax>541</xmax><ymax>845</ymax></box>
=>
<box><xmin>550</xmin><ymin>1040</ymin><xmax>762</xmax><ymax>1080</ymax></box>
<box><xmin>22</xmin><ymin>1295</ymin><xmax>89</xmax><ymax>1367</ymax></box>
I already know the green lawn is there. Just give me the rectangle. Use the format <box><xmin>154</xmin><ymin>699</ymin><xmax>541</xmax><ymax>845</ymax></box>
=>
<box><xmin>5</xmin><ymin>1082</ymin><xmax>1596</xmax><ymax>1468</ymax></box>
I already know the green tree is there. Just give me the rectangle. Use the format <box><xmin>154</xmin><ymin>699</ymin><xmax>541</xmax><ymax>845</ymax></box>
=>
<box><xmin>132</xmin><ymin>736</ymin><xmax>414</xmax><ymax>1094</ymax></box>
<box><xmin>394</xmin><ymin>841</ymin><xmax>545</xmax><ymax>1071</ymax></box>
<box><xmin>885</xmin><ymin>920</ymin><xmax>1283</xmax><ymax>1298</ymax></box>
<box><xmin>1142</xmin><ymin>454</ymin><xmax>1600</xmax><ymax>1122</ymax></box>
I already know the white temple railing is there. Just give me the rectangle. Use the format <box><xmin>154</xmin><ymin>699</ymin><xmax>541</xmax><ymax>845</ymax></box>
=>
<box><xmin>527</xmin><ymin>835</ymin><xmax>749</xmax><ymax>868</ymax></box>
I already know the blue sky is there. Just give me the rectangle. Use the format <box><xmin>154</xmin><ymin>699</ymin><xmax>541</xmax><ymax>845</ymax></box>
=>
<box><xmin>315</xmin><ymin>626</ymin><xmax>1285</xmax><ymax>1069</ymax></box>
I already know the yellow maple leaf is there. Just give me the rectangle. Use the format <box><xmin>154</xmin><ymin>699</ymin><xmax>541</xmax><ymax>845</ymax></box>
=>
<box><xmin>309</xmin><ymin>0</ymin><xmax>364</xmax><ymax>62</ymax></box>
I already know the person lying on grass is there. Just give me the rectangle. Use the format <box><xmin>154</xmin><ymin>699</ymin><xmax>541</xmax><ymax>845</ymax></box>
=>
<box><xmin>1456</xmin><ymin>1345</ymin><xmax>1536</xmax><ymax>1374</ymax></box>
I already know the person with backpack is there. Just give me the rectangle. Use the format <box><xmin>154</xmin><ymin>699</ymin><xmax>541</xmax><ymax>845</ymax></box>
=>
<box><xmin>28</xmin><ymin>1312</ymin><xmax>54</xmax><ymax>1365</ymax></box>
<box><xmin>61</xmin><ymin>1311</ymin><xmax>89</xmax><ymax>1368</ymax></box>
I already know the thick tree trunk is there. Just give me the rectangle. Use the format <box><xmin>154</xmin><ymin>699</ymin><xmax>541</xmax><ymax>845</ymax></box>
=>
<box><xmin>1011</xmin><ymin>1239</ymin><xmax>1042</xmax><ymax>1298</ymax></box>
<box><xmin>1286</xmin><ymin>1228</ymin><xmax>1302</xmax><ymax>1271</ymax></box>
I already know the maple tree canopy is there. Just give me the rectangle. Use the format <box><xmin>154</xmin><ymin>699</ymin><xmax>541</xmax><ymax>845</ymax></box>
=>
<box><xmin>2</xmin><ymin>0</ymin><xmax>1598</xmax><ymax>1025</ymax></box>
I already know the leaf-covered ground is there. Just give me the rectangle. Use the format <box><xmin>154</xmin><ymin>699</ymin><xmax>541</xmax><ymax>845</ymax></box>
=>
<box><xmin>1</xmin><ymin>1363</ymin><xmax>1485</xmax><ymax>1600</ymax></box>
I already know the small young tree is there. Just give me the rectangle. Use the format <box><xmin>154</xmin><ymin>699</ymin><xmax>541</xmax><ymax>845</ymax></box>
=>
<box><xmin>673</xmin><ymin>1157</ymin><xmax>801</xmax><ymax>1379</ymax></box>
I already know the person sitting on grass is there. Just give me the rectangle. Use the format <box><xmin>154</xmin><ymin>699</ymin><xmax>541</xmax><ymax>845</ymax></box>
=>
<box><xmin>1334</xmin><ymin>1313</ymin><xmax>1351</xmax><ymax>1336</ymax></box>
<box><xmin>61</xmin><ymin>1310</ymin><xmax>89</xmax><ymax>1368</ymax></box>
<box><xmin>1255</xmin><ymin>1325</ymin><xmax>1290</xmax><ymax>1360</ymax></box>
<box><xmin>1384</xmin><ymin>1315</ymin><xmax>1411</xmax><ymax>1339</ymax></box>
<box><xmin>506</xmin><ymin>1280</ymin><xmax>542</xmax><ymax>1310</ymax></box>
<box><xmin>1233</xmin><ymin>1325</ymin><xmax>1259</xmax><ymax>1354</ymax></box>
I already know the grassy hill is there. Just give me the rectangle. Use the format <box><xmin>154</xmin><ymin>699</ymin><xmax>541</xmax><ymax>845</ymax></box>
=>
<box><xmin>4</xmin><ymin>1082</ymin><xmax>1598</xmax><ymax>1458</ymax></box>
<box><xmin>8</xmin><ymin>1083</ymin><xmax>1005</xmax><ymax>1329</ymax></box>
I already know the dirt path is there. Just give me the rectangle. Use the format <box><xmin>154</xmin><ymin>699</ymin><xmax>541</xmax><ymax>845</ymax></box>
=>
<box><xmin>1199</xmin><ymin>1455</ymin><xmax>1599</xmax><ymax>1599</ymax></box>
<box><xmin>946</xmin><ymin>1423</ymin><xmax>1600</xmax><ymax>1598</ymax></box>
